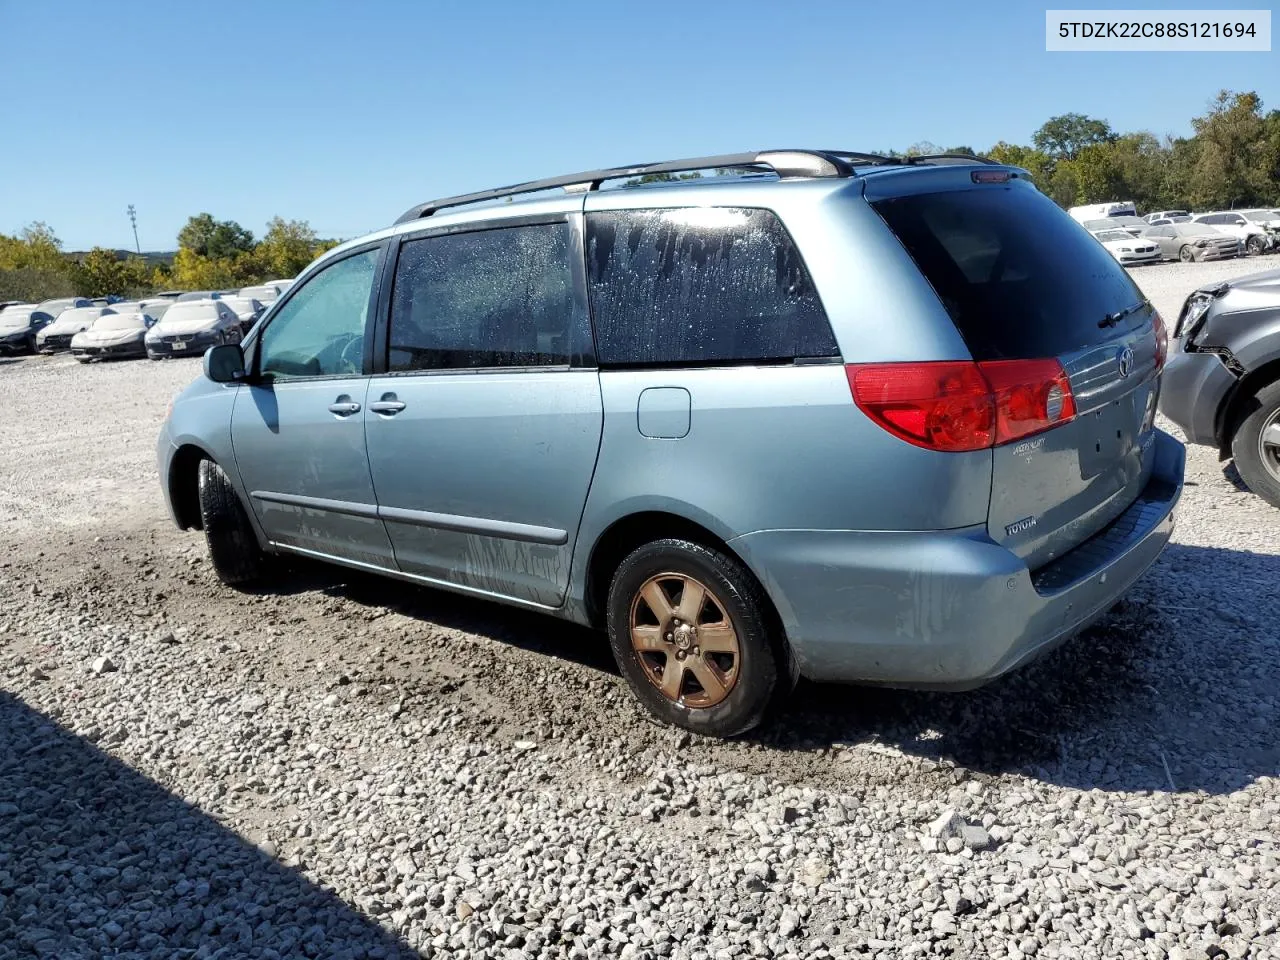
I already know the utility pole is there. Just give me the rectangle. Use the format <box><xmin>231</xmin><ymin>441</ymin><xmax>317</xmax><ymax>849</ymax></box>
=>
<box><xmin>126</xmin><ymin>204</ymin><xmax>140</xmax><ymax>254</ymax></box>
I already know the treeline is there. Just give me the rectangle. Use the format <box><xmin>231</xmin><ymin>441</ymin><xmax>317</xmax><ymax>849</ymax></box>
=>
<box><xmin>5</xmin><ymin>90</ymin><xmax>1275</xmax><ymax>303</ymax></box>
<box><xmin>902</xmin><ymin>89</ymin><xmax>1279</xmax><ymax>213</ymax></box>
<box><xmin>0</xmin><ymin>215</ymin><xmax>338</xmax><ymax>302</ymax></box>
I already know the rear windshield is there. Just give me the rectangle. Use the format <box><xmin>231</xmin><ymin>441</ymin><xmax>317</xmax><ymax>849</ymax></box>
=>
<box><xmin>873</xmin><ymin>186</ymin><xmax>1146</xmax><ymax>361</ymax></box>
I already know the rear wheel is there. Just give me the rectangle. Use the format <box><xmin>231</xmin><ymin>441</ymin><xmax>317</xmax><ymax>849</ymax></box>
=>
<box><xmin>197</xmin><ymin>458</ymin><xmax>266</xmax><ymax>586</ymax></box>
<box><xmin>606</xmin><ymin>539</ymin><xmax>782</xmax><ymax>737</ymax></box>
<box><xmin>1179</xmin><ymin>245</ymin><xmax>1196</xmax><ymax>263</ymax></box>
<box><xmin>1230</xmin><ymin>379</ymin><xmax>1280</xmax><ymax>509</ymax></box>
<box><xmin>1246</xmin><ymin>235</ymin><xmax>1266</xmax><ymax>256</ymax></box>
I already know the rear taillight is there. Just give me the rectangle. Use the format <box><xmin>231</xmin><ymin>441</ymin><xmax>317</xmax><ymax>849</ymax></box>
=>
<box><xmin>846</xmin><ymin>362</ymin><xmax>994</xmax><ymax>452</ymax></box>
<box><xmin>981</xmin><ymin>359</ymin><xmax>1077</xmax><ymax>446</ymax></box>
<box><xmin>847</xmin><ymin>358</ymin><xmax>1076</xmax><ymax>452</ymax></box>
<box><xmin>1152</xmin><ymin>310</ymin><xmax>1168</xmax><ymax>370</ymax></box>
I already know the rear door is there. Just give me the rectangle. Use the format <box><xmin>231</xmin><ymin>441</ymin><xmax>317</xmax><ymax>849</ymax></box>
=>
<box><xmin>873</xmin><ymin>180</ymin><xmax>1162</xmax><ymax>568</ymax></box>
<box><xmin>364</xmin><ymin>212</ymin><xmax>602</xmax><ymax>607</ymax></box>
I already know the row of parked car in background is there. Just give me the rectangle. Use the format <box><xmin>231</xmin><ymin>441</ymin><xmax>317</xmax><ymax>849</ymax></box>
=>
<box><xmin>0</xmin><ymin>281</ymin><xmax>294</xmax><ymax>361</ymax></box>
<box><xmin>1069</xmin><ymin>201</ymin><xmax>1280</xmax><ymax>265</ymax></box>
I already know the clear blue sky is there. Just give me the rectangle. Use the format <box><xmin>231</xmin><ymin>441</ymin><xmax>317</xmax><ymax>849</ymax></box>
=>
<box><xmin>0</xmin><ymin>0</ymin><xmax>1274</xmax><ymax>250</ymax></box>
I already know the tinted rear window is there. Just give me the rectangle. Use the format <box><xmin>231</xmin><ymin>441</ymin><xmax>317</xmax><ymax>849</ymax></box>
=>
<box><xmin>586</xmin><ymin>207</ymin><xmax>838</xmax><ymax>366</ymax></box>
<box><xmin>873</xmin><ymin>186</ymin><xmax>1145</xmax><ymax>360</ymax></box>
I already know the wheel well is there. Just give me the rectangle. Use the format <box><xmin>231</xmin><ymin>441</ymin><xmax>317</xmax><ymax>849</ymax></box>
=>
<box><xmin>1217</xmin><ymin>358</ymin><xmax>1280</xmax><ymax>458</ymax></box>
<box><xmin>169</xmin><ymin>444</ymin><xmax>208</xmax><ymax>531</ymax></box>
<box><xmin>583</xmin><ymin>512</ymin><xmax>777</xmax><ymax>629</ymax></box>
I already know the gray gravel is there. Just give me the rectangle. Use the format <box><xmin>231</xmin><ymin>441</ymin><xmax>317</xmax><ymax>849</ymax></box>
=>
<box><xmin>2</xmin><ymin>256</ymin><xmax>1280</xmax><ymax>960</ymax></box>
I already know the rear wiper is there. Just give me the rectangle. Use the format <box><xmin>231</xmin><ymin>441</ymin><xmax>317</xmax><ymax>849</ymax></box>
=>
<box><xmin>1099</xmin><ymin>301</ymin><xmax>1147</xmax><ymax>329</ymax></box>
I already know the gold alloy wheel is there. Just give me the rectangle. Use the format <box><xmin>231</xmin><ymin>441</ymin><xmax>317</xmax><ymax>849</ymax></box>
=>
<box><xmin>629</xmin><ymin>573</ymin><xmax>741</xmax><ymax>708</ymax></box>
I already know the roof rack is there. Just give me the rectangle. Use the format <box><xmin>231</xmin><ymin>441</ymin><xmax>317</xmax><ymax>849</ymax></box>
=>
<box><xmin>393</xmin><ymin>149</ymin><xmax>998</xmax><ymax>224</ymax></box>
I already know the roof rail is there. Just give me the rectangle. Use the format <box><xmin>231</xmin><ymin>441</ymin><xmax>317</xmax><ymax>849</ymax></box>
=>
<box><xmin>393</xmin><ymin>150</ymin><xmax>857</xmax><ymax>224</ymax></box>
<box><xmin>392</xmin><ymin>149</ymin><xmax>1003</xmax><ymax>224</ymax></box>
<box><xmin>900</xmin><ymin>153</ymin><xmax>1000</xmax><ymax>166</ymax></box>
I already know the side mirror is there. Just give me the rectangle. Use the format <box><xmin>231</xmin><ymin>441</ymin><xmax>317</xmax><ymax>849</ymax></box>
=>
<box><xmin>204</xmin><ymin>343</ymin><xmax>246</xmax><ymax>383</ymax></box>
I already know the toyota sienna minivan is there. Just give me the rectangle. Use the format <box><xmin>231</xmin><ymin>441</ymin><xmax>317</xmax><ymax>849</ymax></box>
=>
<box><xmin>158</xmin><ymin>150</ymin><xmax>1184</xmax><ymax>736</ymax></box>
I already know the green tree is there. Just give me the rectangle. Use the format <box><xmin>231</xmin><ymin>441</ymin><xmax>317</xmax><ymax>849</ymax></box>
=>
<box><xmin>253</xmin><ymin>217</ymin><xmax>326</xmax><ymax>278</ymax></box>
<box><xmin>0</xmin><ymin>223</ymin><xmax>76</xmax><ymax>302</ymax></box>
<box><xmin>986</xmin><ymin>142</ymin><xmax>1054</xmax><ymax>181</ymax></box>
<box><xmin>177</xmin><ymin>213</ymin><xmax>255</xmax><ymax>259</ymax></box>
<box><xmin>1032</xmin><ymin>113</ymin><xmax>1116</xmax><ymax>160</ymax></box>
<box><xmin>73</xmin><ymin>247</ymin><xmax>128</xmax><ymax>297</ymax></box>
<box><xmin>70</xmin><ymin>248</ymin><xmax>155</xmax><ymax>297</ymax></box>
<box><xmin>1185</xmin><ymin>90</ymin><xmax>1274</xmax><ymax>209</ymax></box>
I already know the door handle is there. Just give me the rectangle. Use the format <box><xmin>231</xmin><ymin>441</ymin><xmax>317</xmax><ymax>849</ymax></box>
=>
<box><xmin>369</xmin><ymin>393</ymin><xmax>406</xmax><ymax>415</ymax></box>
<box><xmin>328</xmin><ymin>398</ymin><xmax>361</xmax><ymax>416</ymax></box>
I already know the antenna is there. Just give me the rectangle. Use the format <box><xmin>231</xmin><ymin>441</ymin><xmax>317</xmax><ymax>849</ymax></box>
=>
<box><xmin>126</xmin><ymin>204</ymin><xmax>140</xmax><ymax>254</ymax></box>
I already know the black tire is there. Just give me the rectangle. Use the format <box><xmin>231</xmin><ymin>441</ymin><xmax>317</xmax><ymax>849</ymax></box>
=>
<box><xmin>1230</xmin><ymin>379</ymin><xmax>1280</xmax><ymax>509</ymax></box>
<box><xmin>1179</xmin><ymin>245</ymin><xmax>1195</xmax><ymax>263</ymax></box>
<box><xmin>1246</xmin><ymin>235</ymin><xmax>1266</xmax><ymax>256</ymax></box>
<box><xmin>605</xmin><ymin>538</ymin><xmax>783</xmax><ymax>737</ymax></box>
<box><xmin>196</xmin><ymin>458</ymin><xmax>267</xmax><ymax>586</ymax></box>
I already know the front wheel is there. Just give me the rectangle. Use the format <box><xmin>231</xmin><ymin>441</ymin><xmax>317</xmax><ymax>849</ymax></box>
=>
<box><xmin>197</xmin><ymin>459</ymin><xmax>267</xmax><ymax>587</ymax></box>
<box><xmin>606</xmin><ymin>539</ymin><xmax>783</xmax><ymax>737</ymax></box>
<box><xmin>1230</xmin><ymin>379</ymin><xmax>1280</xmax><ymax>509</ymax></box>
<box><xmin>1179</xmin><ymin>245</ymin><xmax>1196</xmax><ymax>263</ymax></box>
<box><xmin>1247</xmin><ymin>235</ymin><xmax>1266</xmax><ymax>256</ymax></box>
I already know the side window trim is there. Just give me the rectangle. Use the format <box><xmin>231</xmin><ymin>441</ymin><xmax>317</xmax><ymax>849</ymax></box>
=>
<box><xmin>375</xmin><ymin>216</ymin><xmax>593</xmax><ymax>377</ymax></box>
<box><xmin>250</xmin><ymin>241</ymin><xmax>388</xmax><ymax>382</ymax></box>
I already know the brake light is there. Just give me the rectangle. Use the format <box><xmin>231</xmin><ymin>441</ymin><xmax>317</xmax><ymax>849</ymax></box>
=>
<box><xmin>847</xmin><ymin>359</ymin><xmax>1076</xmax><ymax>452</ymax></box>
<box><xmin>1152</xmin><ymin>310</ymin><xmax>1168</xmax><ymax>370</ymax></box>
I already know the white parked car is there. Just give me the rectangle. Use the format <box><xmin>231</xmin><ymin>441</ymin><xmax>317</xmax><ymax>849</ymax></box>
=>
<box><xmin>70</xmin><ymin>311</ymin><xmax>154</xmax><ymax>362</ymax></box>
<box><xmin>35</xmin><ymin>306</ymin><xmax>116</xmax><ymax>352</ymax></box>
<box><xmin>218</xmin><ymin>296</ymin><xmax>266</xmax><ymax>334</ymax></box>
<box><xmin>1235</xmin><ymin>210</ymin><xmax>1280</xmax><ymax>248</ymax></box>
<box><xmin>1090</xmin><ymin>228</ymin><xmax>1161</xmax><ymax>265</ymax></box>
<box><xmin>1191</xmin><ymin>211</ymin><xmax>1274</xmax><ymax>256</ymax></box>
<box><xmin>144</xmin><ymin>300</ymin><xmax>243</xmax><ymax>359</ymax></box>
<box><xmin>1082</xmin><ymin>217</ymin><xmax>1146</xmax><ymax>239</ymax></box>
<box><xmin>1069</xmin><ymin>201</ymin><xmax>1137</xmax><ymax>223</ymax></box>
<box><xmin>1144</xmin><ymin>209</ymin><xmax>1190</xmax><ymax>223</ymax></box>
<box><xmin>237</xmin><ymin>283</ymin><xmax>285</xmax><ymax>304</ymax></box>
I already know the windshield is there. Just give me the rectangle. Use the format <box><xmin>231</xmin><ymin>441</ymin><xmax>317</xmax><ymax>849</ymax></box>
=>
<box><xmin>873</xmin><ymin>185</ymin><xmax>1145</xmax><ymax>361</ymax></box>
<box><xmin>1112</xmin><ymin>216</ymin><xmax>1146</xmax><ymax>228</ymax></box>
<box><xmin>155</xmin><ymin>302</ymin><xmax>218</xmax><ymax>326</ymax></box>
<box><xmin>0</xmin><ymin>308</ymin><xmax>36</xmax><ymax>324</ymax></box>
<box><xmin>1083</xmin><ymin>218</ymin><xmax>1121</xmax><ymax>231</ymax></box>
<box><xmin>1094</xmin><ymin>230</ymin><xmax>1132</xmax><ymax>242</ymax></box>
<box><xmin>1243</xmin><ymin>211</ymin><xmax>1276</xmax><ymax>222</ymax></box>
<box><xmin>54</xmin><ymin>307</ymin><xmax>109</xmax><ymax>326</ymax></box>
<box><xmin>1174</xmin><ymin>224</ymin><xmax>1220</xmax><ymax>237</ymax></box>
<box><xmin>94</xmin><ymin>313</ymin><xmax>147</xmax><ymax>331</ymax></box>
<box><xmin>176</xmin><ymin>291</ymin><xmax>216</xmax><ymax>302</ymax></box>
<box><xmin>239</xmin><ymin>285</ymin><xmax>278</xmax><ymax>300</ymax></box>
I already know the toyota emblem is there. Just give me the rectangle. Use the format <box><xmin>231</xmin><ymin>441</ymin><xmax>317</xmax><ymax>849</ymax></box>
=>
<box><xmin>1117</xmin><ymin>345</ymin><xmax>1134</xmax><ymax>379</ymax></box>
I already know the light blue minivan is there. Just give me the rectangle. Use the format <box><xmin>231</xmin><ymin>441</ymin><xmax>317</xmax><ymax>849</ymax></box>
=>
<box><xmin>158</xmin><ymin>150</ymin><xmax>1183</xmax><ymax>736</ymax></box>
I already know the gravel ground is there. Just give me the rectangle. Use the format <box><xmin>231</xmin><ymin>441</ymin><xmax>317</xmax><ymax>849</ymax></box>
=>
<box><xmin>2</xmin><ymin>256</ymin><xmax>1279</xmax><ymax>959</ymax></box>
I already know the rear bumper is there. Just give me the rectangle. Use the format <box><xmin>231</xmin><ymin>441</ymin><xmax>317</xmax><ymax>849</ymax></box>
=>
<box><xmin>1158</xmin><ymin>348</ymin><xmax>1237</xmax><ymax>447</ymax></box>
<box><xmin>731</xmin><ymin>430</ymin><xmax>1184</xmax><ymax>688</ymax></box>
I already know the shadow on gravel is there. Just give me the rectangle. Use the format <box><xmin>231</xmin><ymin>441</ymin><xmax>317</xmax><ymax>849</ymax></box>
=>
<box><xmin>0</xmin><ymin>691</ymin><xmax>420</xmax><ymax>959</ymax></box>
<box><xmin>260</xmin><ymin>556</ymin><xmax>619</xmax><ymax>675</ymax></box>
<box><xmin>753</xmin><ymin>543</ymin><xmax>1280</xmax><ymax>797</ymax></box>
